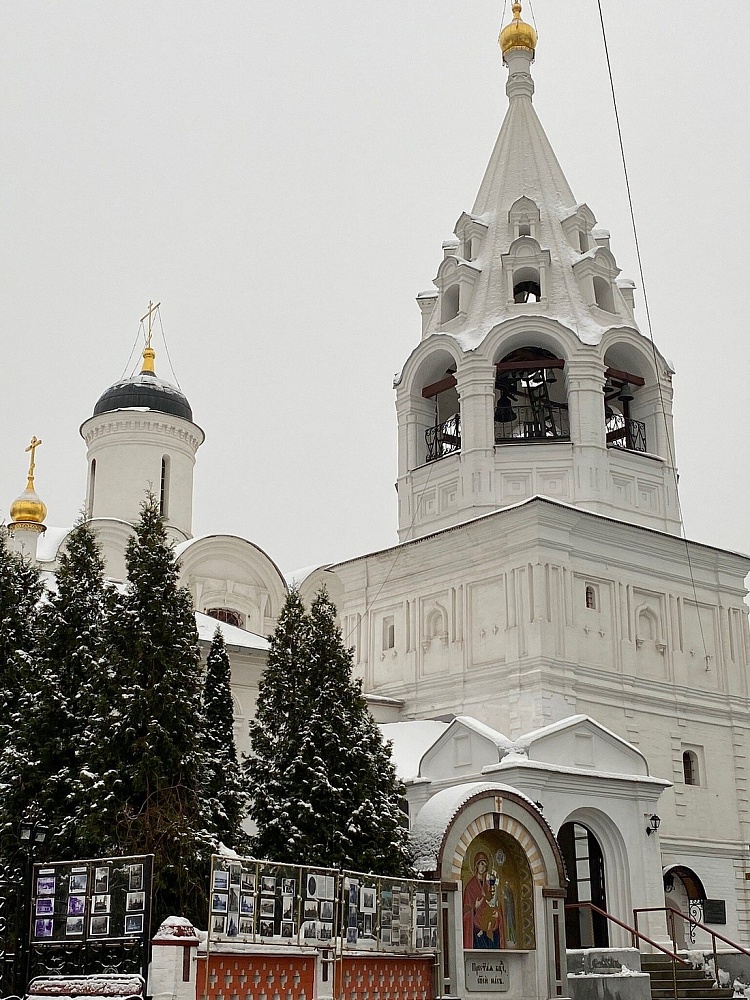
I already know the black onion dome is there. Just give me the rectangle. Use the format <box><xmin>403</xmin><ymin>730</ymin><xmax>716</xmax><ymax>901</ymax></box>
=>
<box><xmin>93</xmin><ymin>370</ymin><xmax>193</xmax><ymax>421</ymax></box>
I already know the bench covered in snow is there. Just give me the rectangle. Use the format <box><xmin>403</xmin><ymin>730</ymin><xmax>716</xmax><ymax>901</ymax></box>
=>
<box><xmin>26</xmin><ymin>974</ymin><xmax>146</xmax><ymax>1000</ymax></box>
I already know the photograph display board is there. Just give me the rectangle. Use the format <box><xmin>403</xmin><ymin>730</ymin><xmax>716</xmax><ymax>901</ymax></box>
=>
<box><xmin>208</xmin><ymin>855</ymin><xmax>439</xmax><ymax>953</ymax></box>
<box><xmin>30</xmin><ymin>854</ymin><xmax>153</xmax><ymax>977</ymax></box>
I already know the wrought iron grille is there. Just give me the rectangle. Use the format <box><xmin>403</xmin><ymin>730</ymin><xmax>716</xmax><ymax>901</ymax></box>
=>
<box><xmin>495</xmin><ymin>404</ymin><xmax>570</xmax><ymax>442</ymax></box>
<box><xmin>0</xmin><ymin>868</ymin><xmax>22</xmax><ymax>998</ymax></box>
<box><xmin>425</xmin><ymin>413</ymin><xmax>461</xmax><ymax>462</ymax></box>
<box><xmin>606</xmin><ymin>413</ymin><xmax>647</xmax><ymax>453</ymax></box>
<box><xmin>27</xmin><ymin>938</ymin><xmax>144</xmax><ymax>981</ymax></box>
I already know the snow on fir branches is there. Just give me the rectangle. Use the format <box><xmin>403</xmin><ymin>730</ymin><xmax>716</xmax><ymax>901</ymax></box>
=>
<box><xmin>202</xmin><ymin>627</ymin><xmax>250</xmax><ymax>853</ymax></box>
<box><xmin>0</xmin><ymin>516</ymin><xmax>113</xmax><ymax>860</ymax></box>
<box><xmin>246</xmin><ymin>586</ymin><xmax>413</xmax><ymax>876</ymax></box>
<box><xmin>74</xmin><ymin>493</ymin><xmax>218</xmax><ymax>924</ymax></box>
<box><xmin>1</xmin><ymin>497</ymin><xmax>249</xmax><ymax>927</ymax></box>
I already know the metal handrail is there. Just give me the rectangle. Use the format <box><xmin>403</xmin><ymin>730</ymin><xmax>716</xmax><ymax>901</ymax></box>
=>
<box><xmin>605</xmin><ymin>413</ymin><xmax>647</xmax><ymax>452</ymax></box>
<box><xmin>634</xmin><ymin>905</ymin><xmax>750</xmax><ymax>990</ymax></box>
<box><xmin>425</xmin><ymin>413</ymin><xmax>461</xmax><ymax>463</ymax></box>
<box><xmin>566</xmin><ymin>901</ymin><xmax>689</xmax><ymax>1000</ymax></box>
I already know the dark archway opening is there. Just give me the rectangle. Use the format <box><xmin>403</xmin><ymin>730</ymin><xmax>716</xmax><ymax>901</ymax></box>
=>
<box><xmin>559</xmin><ymin>822</ymin><xmax>609</xmax><ymax>948</ymax></box>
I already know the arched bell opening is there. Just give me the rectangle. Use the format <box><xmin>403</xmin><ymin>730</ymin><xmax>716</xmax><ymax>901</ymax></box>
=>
<box><xmin>558</xmin><ymin>821</ymin><xmax>609</xmax><ymax>949</ymax></box>
<box><xmin>603</xmin><ymin>344</ymin><xmax>653</xmax><ymax>455</ymax></box>
<box><xmin>411</xmin><ymin>349</ymin><xmax>461</xmax><ymax>466</ymax></box>
<box><xmin>493</xmin><ymin>346</ymin><xmax>568</xmax><ymax>443</ymax></box>
<box><xmin>512</xmin><ymin>266</ymin><xmax>542</xmax><ymax>303</ymax></box>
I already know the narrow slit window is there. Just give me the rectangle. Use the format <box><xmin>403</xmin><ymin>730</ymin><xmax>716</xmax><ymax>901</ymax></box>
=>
<box><xmin>382</xmin><ymin>615</ymin><xmax>395</xmax><ymax>651</ymax></box>
<box><xmin>87</xmin><ymin>459</ymin><xmax>96</xmax><ymax>516</ymax></box>
<box><xmin>160</xmin><ymin>455</ymin><xmax>170</xmax><ymax>516</ymax></box>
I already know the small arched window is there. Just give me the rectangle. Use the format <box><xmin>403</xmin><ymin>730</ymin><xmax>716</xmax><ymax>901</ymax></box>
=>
<box><xmin>585</xmin><ymin>585</ymin><xmax>597</xmax><ymax>610</ymax></box>
<box><xmin>206</xmin><ymin>607</ymin><xmax>245</xmax><ymax>629</ymax></box>
<box><xmin>683</xmin><ymin>750</ymin><xmax>699</xmax><ymax>786</ymax></box>
<box><xmin>160</xmin><ymin>455</ymin><xmax>170</xmax><ymax>516</ymax></box>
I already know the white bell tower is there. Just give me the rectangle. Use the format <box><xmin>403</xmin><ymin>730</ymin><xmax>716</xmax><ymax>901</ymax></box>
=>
<box><xmin>395</xmin><ymin>3</ymin><xmax>678</xmax><ymax>542</ymax></box>
<box><xmin>80</xmin><ymin>306</ymin><xmax>204</xmax><ymax>544</ymax></box>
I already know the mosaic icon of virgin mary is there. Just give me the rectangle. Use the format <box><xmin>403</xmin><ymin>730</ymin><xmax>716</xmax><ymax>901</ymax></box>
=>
<box><xmin>462</xmin><ymin>850</ymin><xmax>505</xmax><ymax>949</ymax></box>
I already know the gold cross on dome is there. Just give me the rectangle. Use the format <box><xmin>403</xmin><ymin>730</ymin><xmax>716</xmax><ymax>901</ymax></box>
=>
<box><xmin>140</xmin><ymin>300</ymin><xmax>161</xmax><ymax>348</ymax></box>
<box><xmin>25</xmin><ymin>435</ymin><xmax>42</xmax><ymax>484</ymax></box>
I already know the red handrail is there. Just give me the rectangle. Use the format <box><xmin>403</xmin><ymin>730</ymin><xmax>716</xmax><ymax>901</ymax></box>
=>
<box><xmin>567</xmin><ymin>901</ymin><xmax>689</xmax><ymax>1000</ymax></box>
<box><xmin>566</xmin><ymin>902</ymin><xmax>689</xmax><ymax>965</ymax></box>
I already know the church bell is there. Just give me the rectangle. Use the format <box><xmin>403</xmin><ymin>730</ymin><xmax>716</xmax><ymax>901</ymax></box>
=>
<box><xmin>494</xmin><ymin>395</ymin><xmax>518</xmax><ymax>423</ymax></box>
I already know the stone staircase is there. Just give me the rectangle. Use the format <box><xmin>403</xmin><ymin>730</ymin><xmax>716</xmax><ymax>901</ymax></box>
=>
<box><xmin>640</xmin><ymin>954</ymin><xmax>735</xmax><ymax>1000</ymax></box>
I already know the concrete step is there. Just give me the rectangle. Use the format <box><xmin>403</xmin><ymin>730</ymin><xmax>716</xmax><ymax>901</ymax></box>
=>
<box><xmin>650</xmin><ymin>990</ymin><xmax>734</xmax><ymax>999</ymax></box>
<box><xmin>639</xmin><ymin>953</ymin><xmax>734</xmax><ymax>1000</ymax></box>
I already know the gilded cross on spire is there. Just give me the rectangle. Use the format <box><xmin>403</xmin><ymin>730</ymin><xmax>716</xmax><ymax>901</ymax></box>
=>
<box><xmin>140</xmin><ymin>300</ymin><xmax>160</xmax><ymax>374</ymax></box>
<box><xmin>25</xmin><ymin>435</ymin><xmax>42</xmax><ymax>488</ymax></box>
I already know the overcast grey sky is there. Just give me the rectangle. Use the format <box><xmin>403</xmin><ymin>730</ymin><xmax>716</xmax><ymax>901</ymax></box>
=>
<box><xmin>2</xmin><ymin>2</ymin><xmax>749</xmax><ymax>574</ymax></box>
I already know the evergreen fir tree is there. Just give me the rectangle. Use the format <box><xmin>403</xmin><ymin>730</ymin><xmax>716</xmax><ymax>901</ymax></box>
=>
<box><xmin>201</xmin><ymin>627</ymin><xmax>249</xmax><ymax>851</ymax></box>
<box><xmin>0</xmin><ymin>517</ymin><xmax>111</xmax><ymax>859</ymax></box>
<box><xmin>245</xmin><ymin>587</ymin><xmax>311</xmax><ymax>860</ymax></box>
<box><xmin>0</xmin><ymin>528</ymin><xmax>43</xmax><ymax>858</ymax></box>
<box><xmin>0</xmin><ymin>527</ymin><xmax>42</xmax><ymax>708</ymax></box>
<box><xmin>247</xmin><ymin>586</ymin><xmax>412</xmax><ymax>875</ymax></box>
<box><xmin>76</xmin><ymin>494</ymin><xmax>212</xmax><ymax>925</ymax></box>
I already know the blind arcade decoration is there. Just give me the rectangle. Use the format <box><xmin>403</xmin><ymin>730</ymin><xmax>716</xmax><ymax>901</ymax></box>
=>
<box><xmin>29</xmin><ymin>855</ymin><xmax>154</xmax><ymax>980</ymax></box>
<box><xmin>208</xmin><ymin>855</ymin><xmax>440</xmax><ymax>953</ymax></box>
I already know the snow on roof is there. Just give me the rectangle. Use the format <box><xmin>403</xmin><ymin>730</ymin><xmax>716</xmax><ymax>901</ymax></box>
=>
<box><xmin>329</xmin><ymin>495</ymin><xmax>750</xmax><ymax>570</ymax></box>
<box><xmin>505</xmin><ymin>713</ymin><xmax>651</xmax><ymax>772</ymax></box>
<box><xmin>453</xmin><ymin>716</ymin><xmax>511</xmax><ymax>748</ymax></box>
<box><xmin>410</xmin><ymin>781</ymin><xmax>539</xmax><ymax>871</ymax></box>
<box><xmin>482</xmin><ymin>756</ymin><xmax>669</xmax><ymax>787</ymax></box>
<box><xmin>195</xmin><ymin>612</ymin><xmax>269</xmax><ymax>651</ymax></box>
<box><xmin>36</xmin><ymin>525</ymin><xmax>71</xmax><ymax>562</ymax></box>
<box><xmin>380</xmin><ymin>721</ymin><xmax>450</xmax><ymax>780</ymax></box>
<box><xmin>284</xmin><ymin>564</ymin><xmax>326</xmax><ymax>588</ymax></box>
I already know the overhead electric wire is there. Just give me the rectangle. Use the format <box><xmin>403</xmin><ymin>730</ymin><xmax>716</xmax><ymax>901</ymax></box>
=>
<box><xmin>157</xmin><ymin>309</ymin><xmax>182</xmax><ymax>389</ymax></box>
<box><xmin>120</xmin><ymin>324</ymin><xmax>144</xmax><ymax>381</ymax></box>
<box><xmin>596</xmin><ymin>0</ymin><xmax>711</xmax><ymax>668</ymax></box>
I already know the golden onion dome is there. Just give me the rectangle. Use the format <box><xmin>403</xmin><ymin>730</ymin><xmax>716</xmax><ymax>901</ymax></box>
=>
<box><xmin>10</xmin><ymin>436</ymin><xmax>47</xmax><ymax>524</ymax></box>
<box><xmin>10</xmin><ymin>485</ymin><xmax>47</xmax><ymax>525</ymax></box>
<box><xmin>499</xmin><ymin>2</ymin><xmax>537</xmax><ymax>57</ymax></box>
